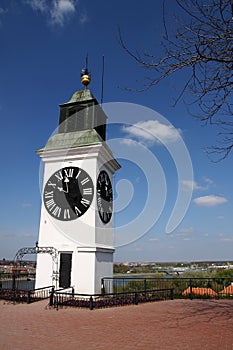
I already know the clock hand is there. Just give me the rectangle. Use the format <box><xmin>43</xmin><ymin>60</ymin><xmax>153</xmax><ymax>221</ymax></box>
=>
<box><xmin>58</xmin><ymin>177</ymin><xmax>69</xmax><ymax>193</ymax></box>
<box><xmin>64</xmin><ymin>177</ymin><xmax>69</xmax><ymax>193</ymax></box>
<box><xmin>105</xmin><ymin>186</ymin><xmax>109</xmax><ymax>197</ymax></box>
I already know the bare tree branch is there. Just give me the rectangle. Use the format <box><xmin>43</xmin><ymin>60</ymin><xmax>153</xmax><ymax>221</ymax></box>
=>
<box><xmin>120</xmin><ymin>0</ymin><xmax>233</xmax><ymax>159</ymax></box>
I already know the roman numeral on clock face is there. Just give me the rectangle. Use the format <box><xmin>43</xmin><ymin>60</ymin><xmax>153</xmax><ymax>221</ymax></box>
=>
<box><xmin>46</xmin><ymin>199</ymin><xmax>56</xmax><ymax>211</ymax></box>
<box><xmin>83</xmin><ymin>188</ymin><xmax>93</xmax><ymax>195</ymax></box>
<box><xmin>64</xmin><ymin>168</ymin><xmax>74</xmax><ymax>178</ymax></box>
<box><xmin>48</xmin><ymin>181</ymin><xmax>56</xmax><ymax>189</ymax></box>
<box><xmin>64</xmin><ymin>208</ymin><xmax>70</xmax><ymax>220</ymax></box>
<box><xmin>103</xmin><ymin>212</ymin><xmax>108</xmax><ymax>222</ymax></box>
<box><xmin>75</xmin><ymin>169</ymin><xmax>81</xmax><ymax>179</ymax></box>
<box><xmin>81</xmin><ymin>177</ymin><xmax>90</xmax><ymax>186</ymax></box>
<box><xmin>44</xmin><ymin>191</ymin><xmax>53</xmax><ymax>199</ymax></box>
<box><xmin>97</xmin><ymin>196</ymin><xmax>102</xmax><ymax>206</ymax></box>
<box><xmin>74</xmin><ymin>206</ymin><xmax>81</xmax><ymax>216</ymax></box>
<box><xmin>81</xmin><ymin>198</ymin><xmax>90</xmax><ymax>207</ymax></box>
<box><xmin>55</xmin><ymin>171</ymin><xmax>63</xmax><ymax>181</ymax></box>
<box><xmin>52</xmin><ymin>206</ymin><xmax>61</xmax><ymax>218</ymax></box>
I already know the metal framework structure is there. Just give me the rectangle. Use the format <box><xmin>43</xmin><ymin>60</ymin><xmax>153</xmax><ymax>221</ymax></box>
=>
<box><xmin>14</xmin><ymin>245</ymin><xmax>59</xmax><ymax>287</ymax></box>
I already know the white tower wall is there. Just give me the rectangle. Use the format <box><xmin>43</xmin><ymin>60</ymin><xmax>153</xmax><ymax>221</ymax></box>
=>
<box><xmin>35</xmin><ymin>144</ymin><xmax>119</xmax><ymax>294</ymax></box>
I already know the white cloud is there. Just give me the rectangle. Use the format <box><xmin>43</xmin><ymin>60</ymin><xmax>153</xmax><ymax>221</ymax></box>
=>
<box><xmin>178</xmin><ymin>227</ymin><xmax>194</xmax><ymax>235</ymax></box>
<box><xmin>120</xmin><ymin>138</ymin><xmax>138</xmax><ymax>147</ymax></box>
<box><xmin>171</xmin><ymin>227</ymin><xmax>194</xmax><ymax>238</ymax></box>
<box><xmin>168</xmin><ymin>226</ymin><xmax>194</xmax><ymax>240</ymax></box>
<box><xmin>181</xmin><ymin>180</ymin><xmax>205</xmax><ymax>191</ymax></box>
<box><xmin>50</xmin><ymin>0</ymin><xmax>76</xmax><ymax>26</ymax></box>
<box><xmin>122</xmin><ymin>120</ymin><xmax>181</xmax><ymax>146</ymax></box>
<box><xmin>181</xmin><ymin>177</ymin><xmax>215</xmax><ymax>191</ymax></box>
<box><xmin>203</xmin><ymin>177</ymin><xmax>214</xmax><ymax>185</ymax></box>
<box><xmin>193</xmin><ymin>195</ymin><xmax>228</xmax><ymax>207</ymax></box>
<box><xmin>27</xmin><ymin>0</ymin><xmax>47</xmax><ymax>12</ymax></box>
<box><xmin>26</xmin><ymin>0</ymin><xmax>78</xmax><ymax>26</ymax></box>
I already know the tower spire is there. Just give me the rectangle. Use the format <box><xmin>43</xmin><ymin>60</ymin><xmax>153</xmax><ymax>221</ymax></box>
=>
<box><xmin>81</xmin><ymin>54</ymin><xmax>91</xmax><ymax>88</ymax></box>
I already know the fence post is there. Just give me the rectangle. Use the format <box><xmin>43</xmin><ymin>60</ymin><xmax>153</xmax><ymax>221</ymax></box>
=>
<box><xmin>144</xmin><ymin>279</ymin><xmax>147</xmax><ymax>298</ymax></box>
<box><xmin>134</xmin><ymin>292</ymin><xmax>138</xmax><ymax>305</ymax></box>
<box><xmin>189</xmin><ymin>279</ymin><xmax>193</xmax><ymax>300</ymax></box>
<box><xmin>170</xmin><ymin>288</ymin><xmax>174</xmax><ymax>300</ymax></box>
<box><xmin>12</xmin><ymin>273</ymin><xmax>16</xmax><ymax>291</ymax></box>
<box><xmin>27</xmin><ymin>290</ymin><xmax>31</xmax><ymax>304</ymax></box>
<box><xmin>49</xmin><ymin>287</ymin><xmax>55</xmax><ymax>306</ymax></box>
<box><xmin>101</xmin><ymin>278</ymin><xmax>105</xmax><ymax>295</ymax></box>
<box><xmin>89</xmin><ymin>296</ymin><xmax>94</xmax><ymax>310</ymax></box>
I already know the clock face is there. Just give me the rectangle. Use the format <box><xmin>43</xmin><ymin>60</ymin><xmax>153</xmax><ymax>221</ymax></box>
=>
<box><xmin>97</xmin><ymin>170</ymin><xmax>113</xmax><ymax>224</ymax></box>
<box><xmin>43</xmin><ymin>166</ymin><xmax>94</xmax><ymax>221</ymax></box>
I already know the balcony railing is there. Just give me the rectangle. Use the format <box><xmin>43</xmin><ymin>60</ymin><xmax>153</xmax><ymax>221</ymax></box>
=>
<box><xmin>1</xmin><ymin>273</ymin><xmax>233</xmax><ymax>307</ymax></box>
<box><xmin>102</xmin><ymin>276</ymin><xmax>233</xmax><ymax>299</ymax></box>
<box><xmin>0</xmin><ymin>272</ymin><xmax>53</xmax><ymax>303</ymax></box>
<box><xmin>50</xmin><ymin>287</ymin><xmax>174</xmax><ymax>310</ymax></box>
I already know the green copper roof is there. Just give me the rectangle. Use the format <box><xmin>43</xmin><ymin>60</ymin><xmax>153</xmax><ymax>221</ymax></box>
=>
<box><xmin>62</xmin><ymin>89</ymin><xmax>95</xmax><ymax>105</ymax></box>
<box><xmin>39</xmin><ymin>129</ymin><xmax>103</xmax><ymax>151</ymax></box>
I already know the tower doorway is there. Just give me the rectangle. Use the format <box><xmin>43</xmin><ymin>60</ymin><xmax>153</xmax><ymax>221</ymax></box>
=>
<box><xmin>59</xmin><ymin>253</ymin><xmax>72</xmax><ymax>288</ymax></box>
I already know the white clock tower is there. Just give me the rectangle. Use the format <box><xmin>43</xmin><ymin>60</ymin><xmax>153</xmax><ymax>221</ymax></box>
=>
<box><xmin>35</xmin><ymin>67</ymin><xmax>120</xmax><ymax>294</ymax></box>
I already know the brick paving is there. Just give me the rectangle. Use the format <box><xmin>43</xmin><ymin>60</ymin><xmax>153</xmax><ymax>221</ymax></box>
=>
<box><xmin>0</xmin><ymin>299</ymin><xmax>233</xmax><ymax>349</ymax></box>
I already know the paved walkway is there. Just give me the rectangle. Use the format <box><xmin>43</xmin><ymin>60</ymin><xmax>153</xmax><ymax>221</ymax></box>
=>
<box><xmin>0</xmin><ymin>299</ymin><xmax>233</xmax><ymax>349</ymax></box>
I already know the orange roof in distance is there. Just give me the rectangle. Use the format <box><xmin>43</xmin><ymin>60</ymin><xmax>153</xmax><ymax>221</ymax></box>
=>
<box><xmin>182</xmin><ymin>287</ymin><xmax>217</xmax><ymax>297</ymax></box>
<box><xmin>219</xmin><ymin>285</ymin><xmax>233</xmax><ymax>295</ymax></box>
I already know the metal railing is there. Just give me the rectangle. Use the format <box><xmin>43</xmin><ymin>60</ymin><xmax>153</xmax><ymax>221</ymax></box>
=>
<box><xmin>0</xmin><ymin>272</ymin><xmax>53</xmax><ymax>303</ymax></box>
<box><xmin>2</xmin><ymin>273</ymin><xmax>233</xmax><ymax>306</ymax></box>
<box><xmin>50</xmin><ymin>287</ymin><xmax>174</xmax><ymax>310</ymax></box>
<box><xmin>0</xmin><ymin>272</ymin><xmax>35</xmax><ymax>291</ymax></box>
<box><xmin>102</xmin><ymin>276</ymin><xmax>233</xmax><ymax>299</ymax></box>
<box><xmin>0</xmin><ymin>285</ymin><xmax>54</xmax><ymax>303</ymax></box>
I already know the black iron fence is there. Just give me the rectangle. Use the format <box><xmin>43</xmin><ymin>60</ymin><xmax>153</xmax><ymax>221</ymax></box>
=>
<box><xmin>1</xmin><ymin>273</ymin><xmax>233</xmax><ymax>307</ymax></box>
<box><xmin>0</xmin><ymin>272</ymin><xmax>35</xmax><ymax>291</ymax></box>
<box><xmin>0</xmin><ymin>273</ymin><xmax>53</xmax><ymax>303</ymax></box>
<box><xmin>102</xmin><ymin>276</ymin><xmax>233</xmax><ymax>299</ymax></box>
<box><xmin>50</xmin><ymin>287</ymin><xmax>174</xmax><ymax>310</ymax></box>
<box><xmin>0</xmin><ymin>285</ymin><xmax>54</xmax><ymax>303</ymax></box>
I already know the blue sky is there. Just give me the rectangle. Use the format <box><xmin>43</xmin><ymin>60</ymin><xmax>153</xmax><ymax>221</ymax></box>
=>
<box><xmin>0</xmin><ymin>0</ymin><xmax>232</xmax><ymax>262</ymax></box>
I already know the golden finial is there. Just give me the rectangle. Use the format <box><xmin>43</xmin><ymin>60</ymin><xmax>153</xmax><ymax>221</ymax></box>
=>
<box><xmin>81</xmin><ymin>54</ymin><xmax>91</xmax><ymax>88</ymax></box>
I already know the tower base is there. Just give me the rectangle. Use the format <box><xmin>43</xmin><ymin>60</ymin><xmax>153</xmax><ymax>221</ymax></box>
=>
<box><xmin>35</xmin><ymin>246</ymin><xmax>114</xmax><ymax>294</ymax></box>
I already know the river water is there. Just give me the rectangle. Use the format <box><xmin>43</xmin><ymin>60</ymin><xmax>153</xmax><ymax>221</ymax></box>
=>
<box><xmin>0</xmin><ymin>279</ymin><xmax>35</xmax><ymax>291</ymax></box>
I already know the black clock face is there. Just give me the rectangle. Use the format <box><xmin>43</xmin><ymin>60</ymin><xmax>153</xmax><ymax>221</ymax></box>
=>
<box><xmin>43</xmin><ymin>166</ymin><xmax>94</xmax><ymax>221</ymax></box>
<box><xmin>97</xmin><ymin>170</ymin><xmax>113</xmax><ymax>224</ymax></box>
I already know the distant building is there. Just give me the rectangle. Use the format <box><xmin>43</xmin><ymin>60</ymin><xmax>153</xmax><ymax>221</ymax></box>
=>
<box><xmin>9</xmin><ymin>266</ymin><xmax>27</xmax><ymax>274</ymax></box>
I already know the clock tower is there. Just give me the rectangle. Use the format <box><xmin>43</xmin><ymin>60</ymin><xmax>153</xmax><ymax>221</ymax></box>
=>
<box><xmin>35</xmin><ymin>67</ymin><xmax>120</xmax><ymax>294</ymax></box>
